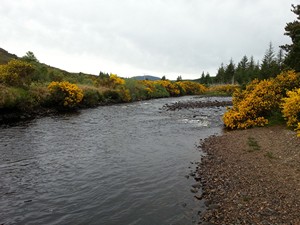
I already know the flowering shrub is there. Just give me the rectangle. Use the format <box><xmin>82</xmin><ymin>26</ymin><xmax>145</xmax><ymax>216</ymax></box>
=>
<box><xmin>223</xmin><ymin>79</ymin><xmax>281</xmax><ymax>129</ymax></box>
<box><xmin>139</xmin><ymin>80</ymin><xmax>170</xmax><ymax>99</ymax></box>
<box><xmin>223</xmin><ymin>70</ymin><xmax>300</xmax><ymax>130</ymax></box>
<box><xmin>48</xmin><ymin>81</ymin><xmax>83</xmax><ymax>108</ymax></box>
<box><xmin>97</xmin><ymin>74</ymin><xmax>125</xmax><ymax>88</ymax></box>
<box><xmin>0</xmin><ymin>59</ymin><xmax>34</xmax><ymax>86</ymax></box>
<box><xmin>207</xmin><ymin>84</ymin><xmax>240</xmax><ymax>96</ymax></box>
<box><xmin>274</xmin><ymin>70</ymin><xmax>300</xmax><ymax>96</ymax></box>
<box><xmin>117</xmin><ymin>86</ymin><xmax>131</xmax><ymax>102</ymax></box>
<box><xmin>154</xmin><ymin>80</ymin><xmax>181</xmax><ymax>96</ymax></box>
<box><xmin>109</xmin><ymin>74</ymin><xmax>125</xmax><ymax>88</ymax></box>
<box><xmin>297</xmin><ymin>123</ymin><xmax>300</xmax><ymax>137</ymax></box>
<box><xmin>281</xmin><ymin>88</ymin><xmax>300</xmax><ymax>128</ymax></box>
<box><xmin>177</xmin><ymin>81</ymin><xmax>207</xmax><ymax>95</ymax></box>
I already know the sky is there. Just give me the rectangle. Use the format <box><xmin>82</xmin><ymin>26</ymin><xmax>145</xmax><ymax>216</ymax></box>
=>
<box><xmin>0</xmin><ymin>0</ymin><xmax>297</xmax><ymax>80</ymax></box>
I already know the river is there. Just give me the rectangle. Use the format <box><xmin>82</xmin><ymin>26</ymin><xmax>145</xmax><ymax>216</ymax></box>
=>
<box><xmin>0</xmin><ymin>96</ymin><xmax>230</xmax><ymax>225</ymax></box>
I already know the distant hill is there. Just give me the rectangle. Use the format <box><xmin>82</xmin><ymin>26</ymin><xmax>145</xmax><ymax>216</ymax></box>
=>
<box><xmin>0</xmin><ymin>48</ymin><xmax>18</xmax><ymax>64</ymax></box>
<box><xmin>131</xmin><ymin>75</ymin><xmax>161</xmax><ymax>81</ymax></box>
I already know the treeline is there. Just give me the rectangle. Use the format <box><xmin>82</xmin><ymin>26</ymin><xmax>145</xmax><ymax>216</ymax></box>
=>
<box><xmin>199</xmin><ymin>4</ymin><xmax>300</xmax><ymax>86</ymax></box>
<box><xmin>214</xmin><ymin>43</ymin><xmax>283</xmax><ymax>85</ymax></box>
<box><xmin>222</xmin><ymin>5</ymin><xmax>300</xmax><ymax>137</ymax></box>
<box><xmin>197</xmin><ymin>43</ymin><xmax>284</xmax><ymax>85</ymax></box>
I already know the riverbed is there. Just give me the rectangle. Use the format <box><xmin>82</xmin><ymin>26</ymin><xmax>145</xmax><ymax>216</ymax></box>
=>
<box><xmin>0</xmin><ymin>96</ymin><xmax>230</xmax><ymax>225</ymax></box>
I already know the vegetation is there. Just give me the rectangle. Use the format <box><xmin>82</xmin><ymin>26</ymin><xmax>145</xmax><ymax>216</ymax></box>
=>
<box><xmin>48</xmin><ymin>81</ymin><xmax>84</xmax><ymax>109</ymax></box>
<box><xmin>223</xmin><ymin>70</ymin><xmax>300</xmax><ymax>136</ymax></box>
<box><xmin>0</xmin><ymin>51</ymin><xmax>212</xmax><ymax>116</ymax></box>
<box><xmin>281</xmin><ymin>4</ymin><xmax>300</xmax><ymax>72</ymax></box>
<box><xmin>221</xmin><ymin>4</ymin><xmax>300</xmax><ymax>137</ymax></box>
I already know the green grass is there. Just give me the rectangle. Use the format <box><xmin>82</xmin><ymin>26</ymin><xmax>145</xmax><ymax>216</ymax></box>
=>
<box><xmin>201</xmin><ymin>91</ymin><xmax>233</xmax><ymax>97</ymax></box>
<box><xmin>264</xmin><ymin>151</ymin><xmax>277</xmax><ymax>159</ymax></box>
<box><xmin>266</xmin><ymin>110</ymin><xmax>286</xmax><ymax>126</ymax></box>
<box><xmin>247</xmin><ymin>137</ymin><xmax>261</xmax><ymax>152</ymax></box>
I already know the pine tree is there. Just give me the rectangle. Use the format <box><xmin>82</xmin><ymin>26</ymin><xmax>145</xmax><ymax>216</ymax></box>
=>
<box><xmin>176</xmin><ymin>75</ymin><xmax>182</xmax><ymax>81</ymax></box>
<box><xmin>277</xmin><ymin>48</ymin><xmax>285</xmax><ymax>72</ymax></box>
<box><xmin>215</xmin><ymin>63</ymin><xmax>225</xmax><ymax>83</ymax></box>
<box><xmin>235</xmin><ymin>55</ymin><xmax>249</xmax><ymax>84</ymax></box>
<box><xmin>22</xmin><ymin>51</ymin><xmax>39</xmax><ymax>63</ymax></box>
<box><xmin>281</xmin><ymin>4</ymin><xmax>300</xmax><ymax>71</ymax></box>
<box><xmin>224</xmin><ymin>59</ymin><xmax>235</xmax><ymax>84</ymax></box>
<box><xmin>260</xmin><ymin>42</ymin><xmax>279</xmax><ymax>79</ymax></box>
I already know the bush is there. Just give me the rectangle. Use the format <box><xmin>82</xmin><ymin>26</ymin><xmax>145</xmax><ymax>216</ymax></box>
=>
<box><xmin>154</xmin><ymin>80</ymin><xmax>181</xmax><ymax>96</ymax></box>
<box><xmin>177</xmin><ymin>81</ymin><xmax>207</xmax><ymax>95</ymax></box>
<box><xmin>78</xmin><ymin>86</ymin><xmax>103</xmax><ymax>107</ymax></box>
<box><xmin>0</xmin><ymin>85</ymin><xmax>37</xmax><ymax>111</ymax></box>
<box><xmin>117</xmin><ymin>86</ymin><xmax>131</xmax><ymax>102</ymax></box>
<box><xmin>48</xmin><ymin>81</ymin><xmax>83</xmax><ymax>109</ymax></box>
<box><xmin>0</xmin><ymin>59</ymin><xmax>34</xmax><ymax>87</ymax></box>
<box><xmin>125</xmin><ymin>79</ymin><xmax>148</xmax><ymax>101</ymax></box>
<box><xmin>102</xmin><ymin>89</ymin><xmax>122</xmax><ymax>103</ymax></box>
<box><xmin>96</xmin><ymin>74</ymin><xmax>125</xmax><ymax>88</ymax></box>
<box><xmin>207</xmin><ymin>84</ymin><xmax>240</xmax><ymax>96</ymax></box>
<box><xmin>139</xmin><ymin>80</ymin><xmax>170</xmax><ymax>99</ymax></box>
<box><xmin>281</xmin><ymin>88</ymin><xmax>300</xmax><ymax>128</ymax></box>
<box><xmin>223</xmin><ymin>70</ymin><xmax>300</xmax><ymax>130</ymax></box>
<box><xmin>223</xmin><ymin>79</ymin><xmax>281</xmax><ymax>129</ymax></box>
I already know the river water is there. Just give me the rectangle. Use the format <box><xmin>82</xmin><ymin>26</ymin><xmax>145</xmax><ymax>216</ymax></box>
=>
<box><xmin>0</xmin><ymin>96</ymin><xmax>230</xmax><ymax>225</ymax></box>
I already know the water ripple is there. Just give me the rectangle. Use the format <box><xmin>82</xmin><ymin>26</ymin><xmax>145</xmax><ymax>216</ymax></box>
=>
<box><xmin>0</xmin><ymin>96</ymin><xmax>230</xmax><ymax>225</ymax></box>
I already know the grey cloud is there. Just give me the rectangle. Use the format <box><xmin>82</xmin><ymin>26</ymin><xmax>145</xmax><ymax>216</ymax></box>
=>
<box><xmin>0</xmin><ymin>0</ymin><xmax>296</xmax><ymax>78</ymax></box>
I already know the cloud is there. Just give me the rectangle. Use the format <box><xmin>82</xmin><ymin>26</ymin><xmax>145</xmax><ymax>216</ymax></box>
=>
<box><xmin>0</xmin><ymin>0</ymin><xmax>296</xmax><ymax>79</ymax></box>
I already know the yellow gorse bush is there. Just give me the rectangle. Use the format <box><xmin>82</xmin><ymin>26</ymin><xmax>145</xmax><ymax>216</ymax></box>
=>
<box><xmin>223</xmin><ymin>70</ymin><xmax>300</xmax><ymax>130</ymax></box>
<box><xmin>96</xmin><ymin>74</ymin><xmax>125</xmax><ymax>88</ymax></box>
<box><xmin>208</xmin><ymin>84</ymin><xmax>239</xmax><ymax>95</ymax></box>
<box><xmin>154</xmin><ymin>80</ymin><xmax>181</xmax><ymax>96</ymax></box>
<box><xmin>297</xmin><ymin>123</ymin><xmax>300</xmax><ymax>137</ymax></box>
<box><xmin>177</xmin><ymin>81</ymin><xmax>207</xmax><ymax>95</ymax></box>
<box><xmin>0</xmin><ymin>59</ymin><xmax>34</xmax><ymax>86</ymax></box>
<box><xmin>281</xmin><ymin>88</ymin><xmax>300</xmax><ymax>128</ymax></box>
<box><xmin>48</xmin><ymin>81</ymin><xmax>83</xmax><ymax>108</ymax></box>
<box><xmin>109</xmin><ymin>74</ymin><xmax>125</xmax><ymax>88</ymax></box>
<box><xmin>223</xmin><ymin>79</ymin><xmax>278</xmax><ymax>129</ymax></box>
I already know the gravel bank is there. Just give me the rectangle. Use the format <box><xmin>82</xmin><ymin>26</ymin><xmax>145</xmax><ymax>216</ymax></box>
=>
<box><xmin>198</xmin><ymin>125</ymin><xmax>300</xmax><ymax>225</ymax></box>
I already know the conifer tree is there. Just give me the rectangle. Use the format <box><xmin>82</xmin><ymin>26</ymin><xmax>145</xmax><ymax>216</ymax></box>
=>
<box><xmin>281</xmin><ymin>4</ymin><xmax>300</xmax><ymax>71</ymax></box>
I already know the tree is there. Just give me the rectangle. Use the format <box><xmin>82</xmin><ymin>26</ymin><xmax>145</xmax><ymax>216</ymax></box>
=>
<box><xmin>235</xmin><ymin>55</ymin><xmax>249</xmax><ymax>84</ymax></box>
<box><xmin>199</xmin><ymin>71</ymin><xmax>205</xmax><ymax>83</ymax></box>
<box><xmin>22</xmin><ymin>51</ymin><xmax>39</xmax><ymax>63</ymax></box>
<box><xmin>161</xmin><ymin>75</ymin><xmax>166</xmax><ymax>80</ymax></box>
<box><xmin>248</xmin><ymin>56</ymin><xmax>260</xmax><ymax>80</ymax></box>
<box><xmin>176</xmin><ymin>75</ymin><xmax>182</xmax><ymax>81</ymax></box>
<box><xmin>204</xmin><ymin>72</ymin><xmax>212</xmax><ymax>84</ymax></box>
<box><xmin>277</xmin><ymin>48</ymin><xmax>285</xmax><ymax>71</ymax></box>
<box><xmin>215</xmin><ymin>64</ymin><xmax>225</xmax><ymax>83</ymax></box>
<box><xmin>224</xmin><ymin>59</ymin><xmax>235</xmax><ymax>84</ymax></box>
<box><xmin>260</xmin><ymin>42</ymin><xmax>279</xmax><ymax>79</ymax></box>
<box><xmin>281</xmin><ymin>4</ymin><xmax>300</xmax><ymax>71</ymax></box>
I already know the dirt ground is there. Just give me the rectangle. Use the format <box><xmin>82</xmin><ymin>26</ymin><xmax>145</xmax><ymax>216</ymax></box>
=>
<box><xmin>197</xmin><ymin>125</ymin><xmax>300</xmax><ymax>225</ymax></box>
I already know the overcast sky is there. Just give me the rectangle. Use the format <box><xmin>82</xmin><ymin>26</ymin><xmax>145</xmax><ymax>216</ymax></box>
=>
<box><xmin>0</xmin><ymin>0</ymin><xmax>297</xmax><ymax>80</ymax></box>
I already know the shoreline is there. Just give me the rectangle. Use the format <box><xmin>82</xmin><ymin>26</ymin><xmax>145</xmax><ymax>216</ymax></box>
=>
<box><xmin>197</xmin><ymin>125</ymin><xmax>300</xmax><ymax>224</ymax></box>
<box><xmin>0</xmin><ymin>95</ymin><xmax>231</xmax><ymax>125</ymax></box>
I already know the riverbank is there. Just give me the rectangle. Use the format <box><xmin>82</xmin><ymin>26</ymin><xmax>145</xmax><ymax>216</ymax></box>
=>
<box><xmin>198</xmin><ymin>125</ymin><xmax>300</xmax><ymax>225</ymax></box>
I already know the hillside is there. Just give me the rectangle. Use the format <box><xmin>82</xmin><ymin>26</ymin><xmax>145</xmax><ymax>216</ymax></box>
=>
<box><xmin>0</xmin><ymin>48</ymin><xmax>18</xmax><ymax>64</ymax></box>
<box><xmin>131</xmin><ymin>75</ymin><xmax>161</xmax><ymax>81</ymax></box>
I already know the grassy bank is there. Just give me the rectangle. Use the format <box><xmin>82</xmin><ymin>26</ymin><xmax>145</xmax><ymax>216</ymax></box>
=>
<box><xmin>0</xmin><ymin>57</ymin><xmax>238</xmax><ymax>123</ymax></box>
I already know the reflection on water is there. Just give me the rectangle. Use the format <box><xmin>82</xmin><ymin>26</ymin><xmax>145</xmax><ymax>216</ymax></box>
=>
<box><xmin>0</xmin><ymin>96</ymin><xmax>230</xmax><ymax>225</ymax></box>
